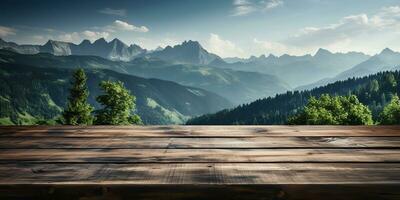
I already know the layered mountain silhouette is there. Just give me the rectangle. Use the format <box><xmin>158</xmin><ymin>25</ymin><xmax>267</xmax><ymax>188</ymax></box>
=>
<box><xmin>298</xmin><ymin>48</ymin><xmax>400</xmax><ymax>90</ymax></box>
<box><xmin>0</xmin><ymin>38</ymin><xmax>222</xmax><ymax>65</ymax></box>
<box><xmin>2</xmin><ymin>37</ymin><xmax>400</xmax><ymax>125</ymax></box>
<box><xmin>147</xmin><ymin>40</ymin><xmax>221</xmax><ymax>65</ymax></box>
<box><xmin>215</xmin><ymin>48</ymin><xmax>370</xmax><ymax>87</ymax></box>
<box><xmin>3</xmin><ymin>37</ymin><xmax>400</xmax><ymax>102</ymax></box>
<box><xmin>0</xmin><ymin>38</ymin><xmax>146</xmax><ymax>61</ymax></box>
<box><xmin>0</xmin><ymin>49</ymin><xmax>290</xmax><ymax>105</ymax></box>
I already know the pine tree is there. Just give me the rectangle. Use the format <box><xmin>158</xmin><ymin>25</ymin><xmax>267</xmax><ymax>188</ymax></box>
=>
<box><xmin>94</xmin><ymin>80</ymin><xmax>142</xmax><ymax>125</ymax></box>
<box><xmin>62</xmin><ymin>69</ymin><xmax>94</xmax><ymax>125</ymax></box>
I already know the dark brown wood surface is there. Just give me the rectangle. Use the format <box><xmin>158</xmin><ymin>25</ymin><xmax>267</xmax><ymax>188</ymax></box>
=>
<box><xmin>0</xmin><ymin>126</ymin><xmax>400</xmax><ymax>200</ymax></box>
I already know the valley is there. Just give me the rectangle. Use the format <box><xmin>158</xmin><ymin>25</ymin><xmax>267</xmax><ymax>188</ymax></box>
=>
<box><xmin>1</xmin><ymin>38</ymin><xmax>400</xmax><ymax>125</ymax></box>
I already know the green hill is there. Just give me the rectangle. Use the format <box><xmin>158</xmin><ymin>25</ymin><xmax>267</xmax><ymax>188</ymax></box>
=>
<box><xmin>0</xmin><ymin>63</ymin><xmax>232</xmax><ymax>125</ymax></box>
<box><xmin>0</xmin><ymin>50</ymin><xmax>290</xmax><ymax>105</ymax></box>
<box><xmin>187</xmin><ymin>71</ymin><xmax>400</xmax><ymax>125</ymax></box>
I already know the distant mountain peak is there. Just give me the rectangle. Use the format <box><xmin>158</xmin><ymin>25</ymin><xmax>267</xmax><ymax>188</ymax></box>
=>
<box><xmin>148</xmin><ymin>40</ymin><xmax>219</xmax><ymax>65</ymax></box>
<box><xmin>0</xmin><ymin>37</ymin><xmax>148</xmax><ymax>61</ymax></box>
<box><xmin>280</xmin><ymin>54</ymin><xmax>291</xmax><ymax>59</ymax></box>
<box><xmin>79</xmin><ymin>39</ymin><xmax>91</xmax><ymax>45</ymax></box>
<box><xmin>181</xmin><ymin>40</ymin><xmax>202</xmax><ymax>50</ymax></box>
<box><xmin>110</xmin><ymin>38</ymin><xmax>124</xmax><ymax>43</ymax></box>
<box><xmin>110</xmin><ymin>38</ymin><xmax>128</xmax><ymax>48</ymax></box>
<box><xmin>94</xmin><ymin>37</ymin><xmax>107</xmax><ymax>44</ymax></box>
<box><xmin>183</xmin><ymin>40</ymin><xmax>200</xmax><ymax>45</ymax></box>
<box><xmin>315</xmin><ymin>48</ymin><xmax>332</xmax><ymax>57</ymax></box>
<box><xmin>44</xmin><ymin>40</ymin><xmax>54</xmax><ymax>45</ymax></box>
<box><xmin>380</xmin><ymin>48</ymin><xmax>396</xmax><ymax>55</ymax></box>
<box><xmin>130</xmin><ymin>43</ymin><xmax>139</xmax><ymax>47</ymax></box>
<box><xmin>154</xmin><ymin>46</ymin><xmax>163</xmax><ymax>51</ymax></box>
<box><xmin>43</xmin><ymin>39</ymin><xmax>70</xmax><ymax>47</ymax></box>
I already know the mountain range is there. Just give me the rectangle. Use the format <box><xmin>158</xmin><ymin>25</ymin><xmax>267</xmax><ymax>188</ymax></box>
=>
<box><xmin>3</xmin><ymin>37</ymin><xmax>389</xmax><ymax>90</ymax></box>
<box><xmin>0</xmin><ymin>38</ymin><xmax>147</xmax><ymax>61</ymax></box>
<box><xmin>2</xmin><ymin>37</ymin><xmax>400</xmax><ymax>125</ymax></box>
<box><xmin>0</xmin><ymin>49</ymin><xmax>290</xmax><ymax>105</ymax></box>
<box><xmin>215</xmin><ymin>48</ymin><xmax>371</xmax><ymax>87</ymax></box>
<box><xmin>147</xmin><ymin>40</ymin><xmax>221</xmax><ymax>65</ymax></box>
<box><xmin>298</xmin><ymin>48</ymin><xmax>400</xmax><ymax>90</ymax></box>
<box><xmin>0</xmin><ymin>38</ymin><xmax>221</xmax><ymax>65</ymax></box>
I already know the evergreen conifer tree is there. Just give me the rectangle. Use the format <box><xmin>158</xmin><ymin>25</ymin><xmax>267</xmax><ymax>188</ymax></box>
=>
<box><xmin>62</xmin><ymin>69</ymin><xmax>94</xmax><ymax>125</ymax></box>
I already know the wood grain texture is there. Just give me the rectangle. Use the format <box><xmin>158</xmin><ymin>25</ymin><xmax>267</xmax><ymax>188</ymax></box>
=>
<box><xmin>1</xmin><ymin>137</ymin><xmax>399</xmax><ymax>149</ymax></box>
<box><xmin>1</xmin><ymin>184</ymin><xmax>399</xmax><ymax>200</ymax></box>
<box><xmin>0</xmin><ymin>126</ymin><xmax>400</xmax><ymax>200</ymax></box>
<box><xmin>1</xmin><ymin>125</ymin><xmax>400</xmax><ymax>137</ymax></box>
<box><xmin>1</xmin><ymin>163</ymin><xmax>400</xmax><ymax>184</ymax></box>
<box><xmin>1</xmin><ymin>148</ymin><xmax>400</xmax><ymax>163</ymax></box>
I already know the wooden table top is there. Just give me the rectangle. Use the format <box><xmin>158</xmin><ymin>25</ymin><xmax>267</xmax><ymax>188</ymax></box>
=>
<box><xmin>1</xmin><ymin>125</ymin><xmax>400</xmax><ymax>200</ymax></box>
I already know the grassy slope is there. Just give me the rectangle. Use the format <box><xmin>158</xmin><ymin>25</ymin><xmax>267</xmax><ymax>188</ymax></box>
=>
<box><xmin>0</xmin><ymin>63</ymin><xmax>231</xmax><ymax>125</ymax></box>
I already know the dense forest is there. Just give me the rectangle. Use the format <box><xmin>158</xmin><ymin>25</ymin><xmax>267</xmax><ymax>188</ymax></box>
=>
<box><xmin>0</xmin><ymin>63</ymin><xmax>230</xmax><ymax>125</ymax></box>
<box><xmin>187</xmin><ymin>70</ymin><xmax>400</xmax><ymax>125</ymax></box>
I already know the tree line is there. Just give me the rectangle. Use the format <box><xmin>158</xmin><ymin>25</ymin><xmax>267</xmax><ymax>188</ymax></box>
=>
<box><xmin>54</xmin><ymin>69</ymin><xmax>400</xmax><ymax>126</ymax></box>
<box><xmin>288</xmin><ymin>94</ymin><xmax>400</xmax><ymax>125</ymax></box>
<box><xmin>187</xmin><ymin>71</ymin><xmax>400</xmax><ymax>125</ymax></box>
<box><xmin>62</xmin><ymin>69</ymin><xmax>142</xmax><ymax>125</ymax></box>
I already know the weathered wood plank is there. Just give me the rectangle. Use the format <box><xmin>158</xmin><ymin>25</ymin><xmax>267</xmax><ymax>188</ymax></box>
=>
<box><xmin>1</xmin><ymin>126</ymin><xmax>399</xmax><ymax>137</ymax></box>
<box><xmin>1</xmin><ymin>184</ymin><xmax>399</xmax><ymax>200</ymax></box>
<box><xmin>1</xmin><ymin>163</ymin><xmax>400</xmax><ymax>199</ymax></box>
<box><xmin>1</xmin><ymin>163</ymin><xmax>399</xmax><ymax>184</ymax></box>
<box><xmin>0</xmin><ymin>137</ymin><xmax>399</xmax><ymax>149</ymax></box>
<box><xmin>1</xmin><ymin>149</ymin><xmax>400</xmax><ymax>163</ymax></box>
<box><xmin>1</xmin><ymin>126</ymin><xmax>399</xmax><ymax>199</ymax></box>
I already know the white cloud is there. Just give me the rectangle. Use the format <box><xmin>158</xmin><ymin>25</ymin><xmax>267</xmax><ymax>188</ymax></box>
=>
<box><xmin>252</xmin><ymin>38</ymin><xmax>309</xmax><ymax>56</ymax></box>
<box><xmin>371</xmin><ymin>6</ymin><xmax>400</xmax><ymax>30</ymax></box>
<box><xmin>264</xmin><ymin>0</ymin><xmax>284</xmax><ymax>10</ymax></box>
<box><xmin>232</xmin><ymin>0</ymin><xmax>256</xmax><ymax>16</ymax></box>
<box><xmin>282</xmin><ymin>6</ymin><xmax>400</xmax><ymax>52</ymax></box>
<box><xmin>286</xmin><ymin>14</ymin><xmax>370</xmax><ymax>48</ymax></box>
<box><xmin>57</xmin><ymin>32</ymin><xmax>81</xmax><ymax>43</ymax></box>
<box><xmin>82</xmin><ymin>30</ymin><xmax>110</xmax><ymax>41</ymax></box>
<box><xmin>32</xmin><ymin>35</ymin><xmax>45</xmax><ymax>41</ymax></box>
<box><xmin>110</xmin><ymin>20</ymin><xmax>149</xmax><ymax>33</ymax></box>
<box><xmin>206</xmin><ymin>33</ymin><xmax>245</xmax><ymax>57</ymax></box>
<box><xmin>232</xmin><ymin>0</ymin><xmax>283</xmax><ymax>16</ymax></box>
<box><xmin>135</xmin><ymin>37</ymin><xmax>180</xmax><ymax>50</ymax></box>
<box><xmin>37</xmin><ymin>30</ymin><xmax>110</xmax><ymax>44</ymax></box>
<box><xmin>0</xmin><ymin>26</ymin><xmax>16</xmax><ymax>37</ymax></box>
<box><xmin>26</xmin><ymin>20</ymin><xmax>148</xmax><ymax>45</ymax></box>
<box><xmin>32</xmin><ymin>35</ymin><xmax>46</xmax><ymax>43</ymax></box>
<box><xmin>253</xmin><ymin>38</ymin><xmax>289</xmax><ymax>55</ymax></box>
<box><xmin>98</xmin><ymin>8</ymin><xmax>127</xmax><ymax>16</ymax></box>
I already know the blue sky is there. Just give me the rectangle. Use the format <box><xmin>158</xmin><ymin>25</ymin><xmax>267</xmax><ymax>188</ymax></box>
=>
<box><xmin>1</xmin><ymin>0</ymin><xmax>400</xmax><ymax>57</ymax></box>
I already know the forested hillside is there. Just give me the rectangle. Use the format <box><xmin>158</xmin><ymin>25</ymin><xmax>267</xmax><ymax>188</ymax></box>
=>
<box><xmin>187</xmin><ymin>71</ymin><xmax>400</xmax><ymax>125</ymax></box>
<box><xmin>0</xmin><ymin>63</ymin><xmax>231</xmax><ymax>125</ymax></box>
<box><xmin>0</xmin><ymin>49</ymin><xmax>289</xmax><ymax>104</ymax></box>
